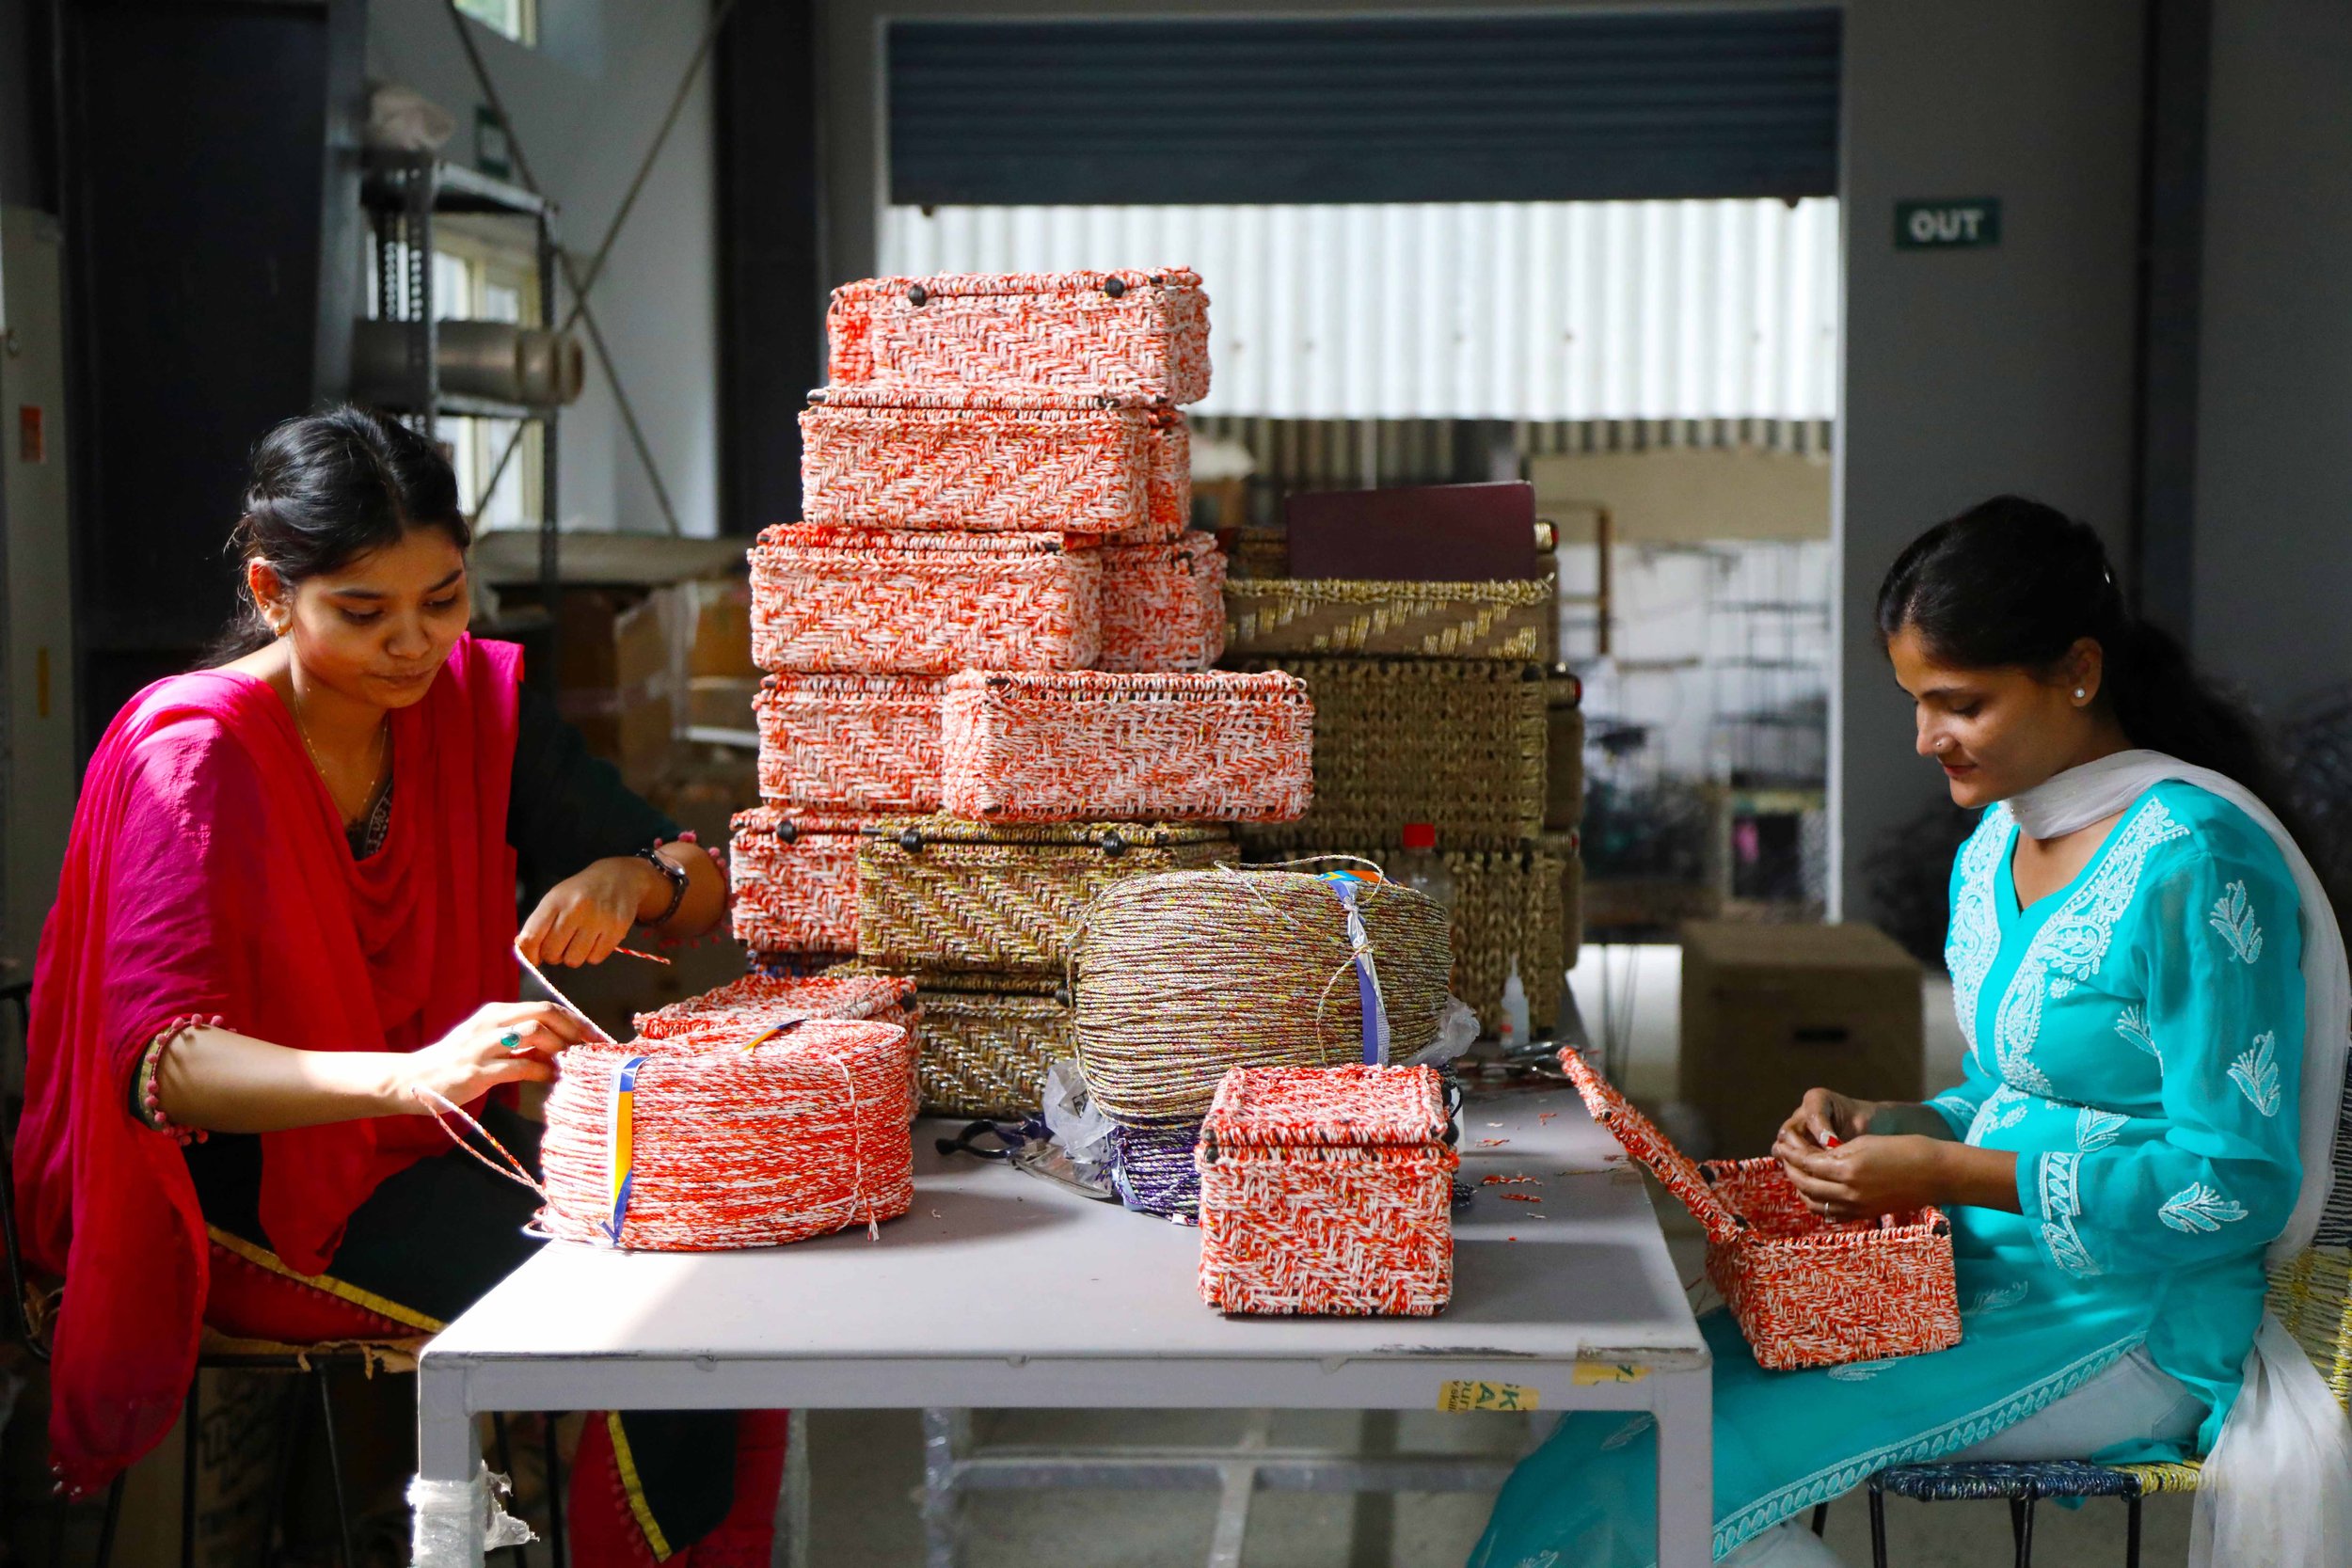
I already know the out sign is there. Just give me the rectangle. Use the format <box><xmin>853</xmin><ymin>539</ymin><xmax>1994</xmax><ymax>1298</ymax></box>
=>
<box><xmin>1895</xmin><ymin>199</ymin><xmax>2001</xmax><ymax>250</ymax></box>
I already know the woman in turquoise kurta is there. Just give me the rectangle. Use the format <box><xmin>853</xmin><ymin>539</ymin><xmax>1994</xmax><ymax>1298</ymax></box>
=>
<box><xmin>1472</xmin><ymin>498</ymin><xmax>2346</xmax><ymax>1566</ymax></box>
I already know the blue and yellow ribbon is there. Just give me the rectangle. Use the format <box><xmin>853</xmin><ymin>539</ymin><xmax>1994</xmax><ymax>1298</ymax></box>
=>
<box><xmin>1318</xmin><ymin>870</ymin><xmax>1391</xmax><ymax>1065</ymax></box>
<box><xmin>605</xmin><ymin>1054</ymin><xmax>647</xmax><ymax>1245</ymax></box>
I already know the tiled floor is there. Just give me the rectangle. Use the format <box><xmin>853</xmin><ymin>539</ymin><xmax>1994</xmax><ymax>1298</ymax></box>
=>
<box><xmin>801</xmin><ymin>947</ymin><xmax>2196</xmax><ymax>1566</ymax></box>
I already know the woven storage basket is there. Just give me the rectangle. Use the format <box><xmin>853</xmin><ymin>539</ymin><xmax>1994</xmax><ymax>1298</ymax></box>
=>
<box><xmin>857</xmin><ymin>815</ymin><xmax>1232</xmax><ymax>979</ymax></box>
<box><xmin>1099</xmin><ymin>531</ymin><xmax>1228</xmax><ymax>673</ymax></box>
<box><xmin>1547</xmin><ymin>830</ymin><xmax>1583</xmax><ymax>973</ymax></box>
<box><xmin>940</xmin><ymin>670</ymin><xmax>1312</xmax><ymax>825</ymax></box>
<box><xmin>731</xmin><ymin>806</ymin><xmax>866</xmax><ymax>954</ymax></box>
<box><xmin>801</xmin><ymin>388</ymin><xmax>1187</xmax><ymax>544</ymax></box>
<box><xmin>1223</xmin><ymin>577</ymin><xmax>1557</xmax><ymax>660</ymax></box>
<box><xmin>1196</xmin><ymin>1065</ymin><xmax>1457</xmax><ymax>1316</ymax></box>
<box><xmin>755</xmin><ymin>673</ymin><xmax>945</xmax><ymax>811</ymax></box>
<box><xmin>633</xmin><ymin>971</ymin><xmax>917</xmax><ymax>1042</ymax></box>
<box><xmin>1230</xmin><ymin>658</ymin><xmax>1547</xmax><ymax>853</ymax></box>
<box><xmin>749</xmin><ymin>526</ymin><xmax>1099</xmax><ymax>675</ymax></box>
<box><xmin>914</xmin><ymin>981</ymin><xmax>1073</xmax><ymax>1119</ymax></box>
<box><xmin>827</xmin><ymin>268</ymin><xmax>1210</xmax><ymax>404</ymax></box>
<box><xmin>1071</xmin><ymin>867</ymin><xmax>1454</xmax><ymax>1128</ymax></box>
<box><xmin>1223</xmin><ymin>527</ymin><xmax>1289</xmax><ymax>580</ymax></box>
<box><xmin>1546</xmin><ymin>670</ymin><xmax>1585</xmax><ymax>830</ymax></box>
<box><xmin>1311</xmin><ymin>845</ymin><xmax>1565</xmax><ymax>1036</ymax></box>
<box><xmin>537</xmin><ymin>1020</ymin><xmax>915</xmax><ymax>1251</ymax></box>
<box><xmin>1561</xmin><ymin>1050</ymin><xmax>1961</xmax><ymax>1370</ymax></box>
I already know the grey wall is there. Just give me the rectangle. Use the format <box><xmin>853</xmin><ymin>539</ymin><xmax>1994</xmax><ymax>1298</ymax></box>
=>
<box><xmin>2191</xmin><ymin>0</ymin><xmax>2352</xmax><ymax>715</ymax></box>
<box><xmin>0</xmin><ymin>0</ymin><xmax>49</xmax><ymax>211</ymax></box>
<box><xmin>368</xmin><ymin>0</ymin><xmax>721</xmax><ymax>537</ymax></box>
<box><xmin>1834</xmin><ymin>3</ymin><xmax>2147</xmax><ymax>917</ymax></box>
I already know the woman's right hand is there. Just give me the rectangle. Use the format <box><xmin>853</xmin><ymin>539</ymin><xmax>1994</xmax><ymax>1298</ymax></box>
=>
<box><xmin>1773</xmin><ymin>1086</ymin><xmax>1880</xmax><ymax>1156</ymax></box>
<box><xmin>389</xmin><ymin>1002</ymin><xmax>586</xmax><ymax>1115</ymax></box>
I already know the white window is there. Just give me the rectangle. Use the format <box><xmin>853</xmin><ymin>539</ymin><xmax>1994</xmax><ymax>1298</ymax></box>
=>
<box><xmin>430</xmin><ymin>229</ymin><xmax>545</xmax><ymax>534</ymax></box>
<box><xmin>455</xmin><ymin>0</ymin><xmax>535</xmax><ymax>47</ymax></box>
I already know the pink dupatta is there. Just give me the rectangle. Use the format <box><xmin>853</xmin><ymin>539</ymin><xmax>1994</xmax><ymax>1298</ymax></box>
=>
<box><xmin>15</xmin><ymin>634</ymin><xmax>521</xmax><ymax>1493</ymax></box>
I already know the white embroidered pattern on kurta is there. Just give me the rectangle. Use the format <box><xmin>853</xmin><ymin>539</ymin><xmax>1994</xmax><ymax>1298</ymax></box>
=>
<box><xmin>1990</xmin><ymin>799</ymin><xmax>2187</xmax><ymax>1095</ymax></box>
<box><xmin>1967</xmin><ymin>1086</ymin><xmax>2031</xmax><ymax>1143</ymax></box>
<box><xmin>1599</xmin><ymin>1414</ymin><xmax>1655</xmax><ymax>1451</ymax></box>
<box><xmin>2114</xmin><ymin>1005</ymin><xmax>2162</xmax><ymax>1072</ymax></box>
<box><xmin>2159</xmin><ymin>1181</ymin><xmax>2248</xmax><ymax>1234</ymax></box>
<box><xmin>2208</xmin><ymin>879</ymin><xmax>2265</xmax><ymax>964</ymax></box>
<box><xmin>2228</xmin><ymin>1031</ymin><xmax>2282</xmax><ymax>1117</ymax></box>
<box><xmin>1826</xmin><ymin>1359</ymin><xmax>1898</xmax><ymax>1383</ymax></box>
<box><xmin>1947</xmin><ymin>807</ymin><xmax>2010</xmax><ymax>1059</ymax></box>
<box><xmin>2039</xmin><ymin>1151</ymin><xmax>2100</xmax><ymax>1275</ymax></box>
<box><xmin>1963</xmin><ymin>1281</ymin><xmax>2029</xmax><ymax>1315</ymax></box>
<box><xmin>1932</xmin><ymin>1091</ymin><xmax>1982</xmax><ymax>1129</ymax></box>
<box><xmin>2076</xmin><ymin>1108</ymin><xmax>2127</xmax><ymax>1152</ymax></box>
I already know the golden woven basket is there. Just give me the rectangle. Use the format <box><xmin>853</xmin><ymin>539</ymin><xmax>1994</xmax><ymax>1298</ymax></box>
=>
<box><xmin>1547</xmin><ymin>670</ymin><xmax>1585</xmax><ymax>831</ymax></box>
<box><xmin>1549</xmin><ymin>830</ymin><xmax>1584</xmax><ymax>974</ymax></box>
<box><xmin>1223</xmin><ymin>577</ymin><xmax>1556</xmax><ymax>660</ymax></box>
<box><xmin>825</xmin><ymin>961</ymin><xmax>1073</xmax><ymax>1118</ymax></box>
<box><xmin>856</xmin><ymin>816</ymin><xmax>1233</xmax><ymax>980</ymax></box>
<box><xmin>1229</xmin><ymin>657</ymin><xmax>1548</xmax><ymax>853</ymax></box>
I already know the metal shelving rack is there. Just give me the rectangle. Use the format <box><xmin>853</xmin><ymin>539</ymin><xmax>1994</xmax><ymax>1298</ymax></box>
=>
<box><xmin>359</xmin><ymin>150</ymin><xmax>562</xmax><ymax>679</ymax></box>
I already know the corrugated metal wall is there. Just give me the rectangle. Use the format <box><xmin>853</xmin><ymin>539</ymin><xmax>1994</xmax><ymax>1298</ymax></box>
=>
<box><xmin>877</xmin><ymin>198</ymin><xmax>1841</xmax><ymax>427</ymax></box>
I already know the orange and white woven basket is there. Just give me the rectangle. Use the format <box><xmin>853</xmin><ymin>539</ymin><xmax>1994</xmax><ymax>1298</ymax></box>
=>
<box><xmin>1099</xmin><ymin>531</ymin><xmax>1228</xmax><ymax>673</ymax></box>
<box><xmin>755</xmin><ymin>673</ymin><xmax>946</xmax><ymax>811</ymax></box>
<box><xmin>749</xmin><ymin>525</ymin><xmax>1100</xmax><ymax>675</ymax></box>
<box><xmin>730</xmin><ymin>806</ymin><xmax>866</xmax><ymax>955</ymax></box>
<box><xmin>826</xmin><ymin>267</ymin><xmax>1210</xmax><ymax>404</ymax></box>
<box><xmin>633</xmin><ymin>971</ymin><xmax>917</xmax><ymax>1043</ymax></box>
<box><xmin>538</xmin><ymin>1020</ymin><xmax>916</xmax><ymax>1251</ymax></box>
<box><xmin>1559</xmin><ymin>1050</ymin><xmax>1961</xmax><ymax>1370</ymax></box>
<box><xmin>940</xmin><ymin>670</ymin><xmax>1313</xmax><ymax>824</ymax></box>
<box><xmin>800</xmin><ymin>388</ymin><xmax>1187</xmax><ymax>543</ymax></box>
<box><xmin>1196</xmin><ymin>1064</ymin><xmax>1458</xmax><ymax>1316</ymax></box>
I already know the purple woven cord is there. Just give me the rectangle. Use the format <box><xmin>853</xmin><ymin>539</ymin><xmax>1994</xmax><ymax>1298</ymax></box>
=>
<box><xmin>1110</xmin><ymin>1121</ymin><xmax>1203</xmax><ymax>1221</ymax></box>
<box><xmin>749</xmin><ymin>950</ymin><xmax>853</xmax><ymax>979</ymax></box>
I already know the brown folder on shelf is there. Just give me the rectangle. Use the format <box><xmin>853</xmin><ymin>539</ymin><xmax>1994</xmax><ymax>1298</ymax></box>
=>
<box><xmin>1283</xmin><ymin>481</ymin><xmax>1547</xmax><ymax>581</ymax></box>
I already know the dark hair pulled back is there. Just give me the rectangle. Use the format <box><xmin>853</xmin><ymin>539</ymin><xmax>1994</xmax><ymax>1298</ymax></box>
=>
<box><xmin>205</xmin><ymin>405</ymin><xmax>469</xmax><ymax>664</ymax></box>
<box><xmin>1875</xmin><ymin>494</ymin><xmax>2295</xmax><ymax>828</ymax></box>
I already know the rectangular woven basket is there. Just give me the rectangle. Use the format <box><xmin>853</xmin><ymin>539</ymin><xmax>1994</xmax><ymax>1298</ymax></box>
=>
<box><xmin>1099</xmin><ymin>531</ymin><xmax>1228</xmax><ymax>673</ymax></box>
<box><xmin>730</xmin><ymin>806</ymin><xmax>867</xmax><ymax>955</ymax></box>
<box><xmin>1228</xmin><ymin>657</ymin><xmax>1547</xmax><ymax>852</ymax></box>
<box><xmin>633</xmin><ymin>971</ymin><xmax>918</xmax><ymax>1046</ymax></box>
<box><xmin>749</xmin><ymin>525</ymin><xmax>1100</xmax><ymax>675</ymax></box>
<box><xmin>755</xmin><ymin>673</ymin><xmax>945</xmax><ymax>811</ymax></box>
<box><xmin>1308</xmin><ymin>844</ymin><xmax>1566</xmax><ymax>1037</ymax></box>
<box><xmin>857</xmin><ymin>815</ymin><xmax>1232</xmax><ymax>979</ymax></box>
<box><xmin>801</xmin><ymin>388</ymin><xmax>1188</xmax><ymax>543</ymax></box>
<box><xmin>818</xmin><ymin>962</ymin><xmax>1071</xmax><ymax>1119</ymax></box>
<box><xmin>1547</xmin><ymin>830</ymin><xmax>1583</xmax><ymax>974</ymax></box>
<box><xmin>1547</xmin><ymin>672</ymin><xmax>1585</xmax><ymax>831</ymax></box>
<box><xmin>826</xmin><ymin>268</ymin><xmax>1210</xmax><ymax>404</ymax></box>
<box><xmin>940</xmin><ymin>670</ymin><xmax>1313</xmax><ymax>824</ymax></box>
<box><xmin>1222</xmin><ymin>577</ymin><xmax>1557</xmax><ymax>661</ymax></box>
<box><xmin>1196</xmin><ymin>1064</ymin><xmax>1458</xmax><ymax>1316</ymax></box>
<box><xmin>1561</xmin><ymin>1050</ymin><xmax>1961</xmax><ymax>1370</ymax></box>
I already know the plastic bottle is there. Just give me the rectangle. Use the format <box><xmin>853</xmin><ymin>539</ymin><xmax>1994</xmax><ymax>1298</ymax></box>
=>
<box><xmin>1393</xmin><ymin>822</ymin><xmax>1454</xmax><ymax>910</ymax></box>
<box><xmin>1497</xmin><ymin>955</ymin><xmax>1531</xmax><ymax>1053</ymax></box>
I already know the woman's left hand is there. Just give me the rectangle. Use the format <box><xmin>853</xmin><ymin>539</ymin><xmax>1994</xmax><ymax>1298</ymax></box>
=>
<box><xmin>517</xmin><ymin>856</ymin><xmax>663</xmax><ymax>968</ymax></box>
<box><xmin>1772</xmin><ymin>1131</ymin><xmax>1950</xmax><ymax>1222</ymax></box>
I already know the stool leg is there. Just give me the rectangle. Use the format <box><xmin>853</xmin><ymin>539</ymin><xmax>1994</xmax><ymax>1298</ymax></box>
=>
<box><xmin>94</xmin><ymin>1476</ymin><xmax>125</xmax><ymax>1568</ymax></box>
<box><xmin>259</xmin><ymin>1376</ymin><xmax>310</xmax><ymax>1568</ymax></box>
<box><xmin>1868</xmin><ymin>1485</ymin><xmax>1889</xmax><ymax>1568</ymax></box>
<box><xmin>543</xmin><ymin>1415</ymin><xmax>568</xmax><ymax>1568</ymax></box>
<box><xmin>316</xmin><ymin>1370</ymin><xmax>356</xmax><ymax>1568</ymax></box>
<box><xmin>2124</xmin><ymin>1493</ymin><xmax>2143</xmax><ymax>1568</ymax></box>
<box><xmin>181</xmin><ymin>1376</ymin><xmax>200</xmax><ymax>1568</ymax></box>
<box><xmin>2014</xmin><ymin>1495</ymin><xmax>2037</xmax><ymax>1568</ymax></box>
<box><xmin>1810</xmin><ymin>1502</ymin><xmax>1830</xmax><ymax>1536</ymax></box>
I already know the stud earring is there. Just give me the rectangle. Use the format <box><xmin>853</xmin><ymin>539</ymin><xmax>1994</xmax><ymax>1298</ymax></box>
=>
<box><xmin>2074</xmin><ymin>688</ymin><xmax>2088</xmax><ymax>702</ymax></box>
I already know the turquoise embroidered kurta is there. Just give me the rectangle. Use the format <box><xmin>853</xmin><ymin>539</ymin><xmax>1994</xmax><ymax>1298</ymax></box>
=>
<box><xmin>1471</xmin><ymin>782</ymin><xmax>2304</xmax><ymax>1566</ymax></box>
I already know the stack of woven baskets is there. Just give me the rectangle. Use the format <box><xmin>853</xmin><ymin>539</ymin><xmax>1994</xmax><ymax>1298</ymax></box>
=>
<box><xmin>732</xmin><ymin>266</ymin><xmax>1315</xmax><ymax>1120</ymax></box>
<box><xmin>1220</xmin><ymin>546</ymin><xmax>1584</xmax><ymax>1038</ymax></box>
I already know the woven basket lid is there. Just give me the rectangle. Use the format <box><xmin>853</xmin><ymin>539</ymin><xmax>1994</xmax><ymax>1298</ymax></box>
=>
<box><xmin>733</xmin><ymin>805</ymin><xmax>870</xmax><ymax>842</ymax></box>
<box><xmin>862</xmin><ymin>814</ymin><xmax>1230</xmax><ymax>852</ymax></box>
<box><xmin>1201</xmin><ymin>1064</ymin><xmax>1449</xmax><ymax>1150</ymax></box>
<box><xmin>1557</xmin><ymin>1049</ymin><xmax>1742</xmax><ymax>1243</ymax></box>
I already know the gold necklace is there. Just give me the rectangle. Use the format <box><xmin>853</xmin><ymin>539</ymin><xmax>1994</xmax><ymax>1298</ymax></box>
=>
<box><xmin>290</xmin><ymin>682</ymin><xmax>388</xmax><ymax>822</ymax></box>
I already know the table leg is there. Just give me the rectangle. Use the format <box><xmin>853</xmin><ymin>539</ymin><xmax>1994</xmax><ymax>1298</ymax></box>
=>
<box><xmin>921</xmin><ymin>1408</ymin><xmax>970</xmax><ymax>1568</ymax></box>
<box><xmin>416</xmin><ymin>1361</ymin><xmax>485</xmax><ymax>1566</ymax></box>
<box><xmin>1653</xmin><ymin>1365</ymin><xmax>1714</xmax><ymax>1568</ymax></box>
<box><xmin>1205</xmin><ymin>1412</ymin><xmax>1269</xmax><ymax>1568</ymax></box>
<box><xmin>779</xmin><ymin>1409</ymin><xmax>812</xmax><ymax>1568</ymax></box>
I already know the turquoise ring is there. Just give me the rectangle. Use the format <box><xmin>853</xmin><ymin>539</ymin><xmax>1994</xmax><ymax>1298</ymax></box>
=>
<box><xmin>500</xmin><ymin>1029</ymin><xmax>529</xmax><ymax>1054</ymax></box>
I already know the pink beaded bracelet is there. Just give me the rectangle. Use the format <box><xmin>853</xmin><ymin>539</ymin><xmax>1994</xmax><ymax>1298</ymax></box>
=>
<box><xmin>134</xmin><ymin>1015</ymin><xmax>222</xmax><ymax>1145</ymax></box>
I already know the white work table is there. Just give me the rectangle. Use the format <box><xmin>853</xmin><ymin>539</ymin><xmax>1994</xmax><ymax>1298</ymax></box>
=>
<box><xmin>417</xmin><ymin>1078</ymin><xmax>1713</xmax><ymax>1564</ymax></box>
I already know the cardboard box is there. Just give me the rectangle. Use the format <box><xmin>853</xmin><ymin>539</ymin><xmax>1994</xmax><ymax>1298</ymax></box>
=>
<box><xmin>1677</xmin><ymin>920</ymin><xmax>1922</xmax><ymax>1159</ymax></box>
<box><xmin>553</xmin><ymin>588</ymin><xmax>675</xmax><ymax>793</ymax></box>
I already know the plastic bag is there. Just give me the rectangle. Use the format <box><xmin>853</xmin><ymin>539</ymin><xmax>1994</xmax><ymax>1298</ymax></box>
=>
<box><xmin>410</xmin><ymin>1464</ymin><xmax>532</xmax><ymax>1566</ymax></box>
<box><xmin>1042</xmin><ymin>1058</ymin><xmax>1116</xmax><ymax>1168</ymax></box>
<box><xmin>1403</xmin><ymin>995</ymin><xmax>1480</xmax><ymax>1069</ymax></box>
<box><xmin>2189</xmin><ymin>1313</ymin><xmax>2352</xmax><ymax>1568</ymax></box>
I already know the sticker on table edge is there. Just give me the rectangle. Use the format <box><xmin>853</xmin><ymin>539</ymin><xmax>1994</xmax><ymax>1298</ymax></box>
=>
<box><xmin>1438</xmin><ymin>1379</ymin><xmax>1540</xmax><ymax>1413</ymax></box>
<box><xmin>1572</xmin><ymin>1357</ymin><xmax>1653</xmax><ymax>1386</ymax></box>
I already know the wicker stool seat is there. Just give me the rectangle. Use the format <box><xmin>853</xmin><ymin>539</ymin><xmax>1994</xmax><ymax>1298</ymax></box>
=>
<box><xmin>1870</xmin><ymin>1459</ymin><xmax>2141</xmax><ymax>1501</ymax></box>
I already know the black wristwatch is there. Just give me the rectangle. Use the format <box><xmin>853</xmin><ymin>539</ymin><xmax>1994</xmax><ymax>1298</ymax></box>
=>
<box><xmin>635</xmin><ymin>844</ymin><xmax>690</xmax><ymax>927</ymax></box>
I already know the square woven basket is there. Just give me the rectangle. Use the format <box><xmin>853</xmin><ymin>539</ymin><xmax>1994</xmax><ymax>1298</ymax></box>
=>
<box><xmin>940</xmin><ymin>670</ymin><xmax>1313</xmax><ymax>824</ymax></box>
<box><xmin>1222</xmin><ymin>577</ymin><xmax>1557</xmax><ymax>661</ymax></box>
<box><xmin>820</xmin><ymin>963</ymin><xmax>1071</xmax><ymax>1119</ymax></box>
<box><xmin>1546</xmin><ymin>830</ymin><xmax>1583</xmax><ymax>974</ymax></box>
<box><xmin>1196</xmin><ymin>1065</ymin><xmax>1459</xmax><ymax>1317</ymax></box>
<box><xmin>826</xmin><ymin>268</ymin><xmax>1210</xmax><ymax>404</ymax></box>
<box><xmin>801</xmin><ymin>388</ymin><xmax>1187</xmax><ymax>543</ymax></box>
<box><xmin>1559</xmin><ymin>1050</ymin><xmax>1961</xmax><ymax>1370</ymax></box>
<box><xmin>750</xmin><ymin>525</ymin><xmax>1100</xmax><ymax>675</ymax></box>
<box><xmin>755</xmin><ymin>673</ymin><xmax>946</xmax><ymax>811</ymax></box>
<box><xmin>1228</xmin><ymin>657</ymin><xmax>1547</xmax><ymax>853</ymax></box>
<box><xmin>633</xmin><ymin>971</ymin><xmax>917</xmax><ymax>1044</ymax></box>
<box><xmin>857</xmin><ymin>815</ymin><xmax>1233</xmax><ymax>979</ymax></box>
<box><xmin>1546</xmin><ymin>670</ymin><xmax>1585</xmax><ymax>831</ymax></box>
<box><xmin>730</xmin><ymin>806</ymin><xmax>868</xmax><ymax>955</ymax></box>
<box><xmin>1099</xmin><ymin>531</ymin><xmax>1228</xmax><ymax>673</ymax></box>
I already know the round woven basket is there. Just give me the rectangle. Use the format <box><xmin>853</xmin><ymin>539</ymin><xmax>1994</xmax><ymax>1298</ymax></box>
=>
<box><xmin>1071</xmin><ymin>865</ymin><xmax>1452</xmax><ymax>1129</ymax></box>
